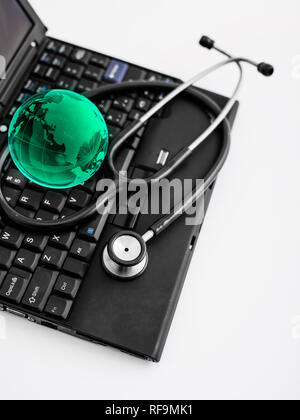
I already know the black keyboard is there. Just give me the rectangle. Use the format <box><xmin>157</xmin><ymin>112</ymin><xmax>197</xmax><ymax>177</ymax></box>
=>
<box><xmin>0</xmin><ymin>38</ymin><xmax>176</xmax><ymax>321</ymax></box>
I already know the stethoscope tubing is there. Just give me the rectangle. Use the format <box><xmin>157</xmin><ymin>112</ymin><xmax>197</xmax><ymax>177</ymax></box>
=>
<box><xmin>0</xmin><ymin>81</ymin><xmax>232</xmax><ymax>232</ymax></box>
<box><xmin>0</xmin><ymin>48</ymin><xmax>268</xmax><ymax>236</ymax></box>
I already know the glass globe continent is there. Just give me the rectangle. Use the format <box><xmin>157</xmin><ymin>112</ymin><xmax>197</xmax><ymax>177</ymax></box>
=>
<box><xmin>8</xmin><ymin>89</ymin><xmax>109</xmax><ymax>189</ymax></box>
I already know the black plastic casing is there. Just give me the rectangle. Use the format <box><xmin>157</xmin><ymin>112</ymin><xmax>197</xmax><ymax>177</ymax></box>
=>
<box><xmin>0</xmin><ymin>1</ymin><xmax>238</xmax><ymax>362</ymax></box>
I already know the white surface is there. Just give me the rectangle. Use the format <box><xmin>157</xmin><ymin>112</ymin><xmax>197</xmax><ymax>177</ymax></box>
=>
<box><xmin>1</xmin><ymin>0</ymin><xmax>299</xmax><ymax>401</ymax></box>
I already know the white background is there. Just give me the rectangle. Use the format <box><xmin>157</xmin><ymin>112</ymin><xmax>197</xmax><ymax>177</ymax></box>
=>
<box><xmin>0</xmin><ymin>0</ymin><xmax>299</xmax><ymax>400</ymax></box>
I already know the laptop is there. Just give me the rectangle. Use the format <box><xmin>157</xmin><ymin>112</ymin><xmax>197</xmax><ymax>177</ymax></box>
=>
<box><xmin>0</xmin><ymin>0</ymin><xmax>238</xmax><ymax>361</ymax></box>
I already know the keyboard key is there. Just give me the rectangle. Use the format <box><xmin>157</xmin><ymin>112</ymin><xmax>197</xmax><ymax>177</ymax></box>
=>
<box><xmin>49</xmin><ymin>232</ymin><xmax>76</xmax><ymax>250</ymax></box>
<box><xmin>40</xmin><ymin>52</ymin><xmax>53</xmax><ymax>64</ymax></box>
<box><xmin>104</xmin><ymin>60</ymin><xmax>129</xmax><ymax>83</ymax></box>
<box><xmin>156</xmin><ymin>91</ymin><xmax>166</xmax><ymax>101</ymax></box>
<box><xmin>90</xmin><ymin>55</ymin><xmax>110</xmax><ymax>68</ymax></box>
<box><xmin>17</xmin><ymin>92</ymin><xmax>31</xmax><ymax>104</ymax></box>
<box><xmin>77</xmin><ymin>79</ymin><xmax>97</xmax><ymax>93</ymax></box>
<box><xmin>3</xmin><ymin>186</ymin><xmax>21</xmax><ymax>207</ymax></box>
<box><xmin>0</xmin><ymin>273</ymin><xmax>30</xmax><ymax>304</ymax></box>
<box><xmin>42</xmin><ymin>191</ymin><xmax>66</xmax><ymax>214</ymax></box>
<box><xmin>64</xmin><ymin>63</ymin><xmax>84</xmax><ymax>80</ymax></box>
<box><xmin>71</xmin><ymin>49</ymin><xmax>91</xmax><ymax>65</ymax></box>
<box><xmin>9</xmin><ymin>106</ymin><xmax>18</xmax><ymax>117</ymax></box>
<box><xmin>52</xmin><ymin>57</ymin><xmax>66</xmax><ymax>69</ymax></box>
<box><xmin>4</xmin><ymin>169</ymin><xmax>27</xmax><ymax>189</ymax></box>
<box><xmin>107</xmin><ymin>124</ymin><xmax>121</xmax><ymax>141</ymax></box>
<box><xmin>98</xmin><ymin>99</ymin><xmax>112</xmax><ymax>114</ymax></box>
<box><xmin>22</xmin><ymin>268</ymin><xmax>59</xmax><ymax>312</ymax></box>
<box><xmin>45</xmin><ymin>67</ymin><xmax>60</xmax><ymax>82</ymax></box>
<box><xmin>128</xmin><ymin>110</ymin><xmax>142</xmax><ymax>121</ymax></box>
<box><xmin>63</xmin><ymin>258</ymin><xmax>88</xmax><ymax>278</ymax></box>
<box><xmin>41</xmin><ymin>247</ymin><xmax>68</xmax><ymax>269</ymax></box>
<box><xmin>0</xmin><ymin>227</ymin><xmax>24</xmax><ymax>250</ymax></box>
<box><xmin>23</xmin><ymin>233</ymin><xmax>49</xmax><ymax>252</ymax></box>
<box><xmin>45</xmin><ymin>296</ymin><xmax>73</xmax><ymax>320</ymax></box>
<box><xmin>58</xmin><ymin>44</ymin><xmax>73</xmax><ymax>57</ymax></box>
<box><xmin>56</xmin><ymin>76</ymin><xmax>77</xmax><ymax>90</ymax></box>
<box><xmin>142</xmin><ymin>90</ymin><xmax>155</xmax><ymax>100</ymax></box>
<box><xmin>24</xmin><ymin>79</ymin><xmax>38</xmax><ymax>93</ymax></box>
<box><xmin>60</xmin><ymin>207</ymin><xmax>76</xmax><ymax>219</ymax></box>
<box><xmin>0</xmin><ymin>247</ymin><xmax>16</xmax><ymax>270</ymax></box>
<box><xmin>19</xmin><ymin>189</ymin><xmax>44</xmax><ymax>211</ymax></box>
<box><xmin>70</xmin><ymin>240</ymin><xmax>96</xmax><ymax>262</ymax></box>
<box><xmin>33</xmin><ymin>64</ymin><xmax>47</xmax><ymax>77</ymax></box>
<box><xmin>106</xmin><ymin>110</ymin><xmax>127</xmax><ymax>128</ymax></box>
<box><xmin>84</xmin><ymin>65</ymin><xmax>104</xmax><ymax>82</ymax></box>
<box><xmin>128</xmin><ymin>92</ymin><xmax>138</xmax><ymax>99</ymax></box>
<box><xmin>67</xmin><ymin>189</ymin><xmax>91</xmax><ymax>210</ymax></box>
<box><xmin>36</xmin><ymin>83</ymin><xmax>52</xmax><ymax>94</ymax></box>
<box><xmin>14</xmin><ymin>206</ymin><xmax>35</xmax><ymax>219</ymax></box>
<box><xmin>0</xmin><ymin>271</ymin><xmax>6</xmax><ymax>287</ymax></box>
<box><xmin>36</xmin><ymin>210</ymin><xmax>59</xmax><ymax>221</ymax></box>
<box><xmin>113</xmin><ymin>97</ymin><xmax>134</xmax><ymax>113</ymax></box>
<box><xmin>54</xmin><ymin>275</ymin><xmax>81</xmax><ymax>299</ymax></box>
<box><xmin>78</xmin><ymin>213</ymin><xmax>105</xmax><ymax>242</ymax></box>
<box><xmin>14</xmin><ymin>249</ymin><xmax>40</xmax><ymax>272</ymax></box>
<box><xmin>147</xmin><ymin>72</ymin><xmax>163</xmax><ymax>82</ymax></box>
<box><xmin>136</xmin><ymin>98</ymin><xmax>151</xmax><ymax>112</ymax></box>
<box><xmin>47</xmin><ymin>40</ymin><xmax>60</xmax><ymax>53</ymax></box>
<box><xmin>124</xmin><ymin>67</ymin><xmax>147</xmax><ymax>82</ymax></box>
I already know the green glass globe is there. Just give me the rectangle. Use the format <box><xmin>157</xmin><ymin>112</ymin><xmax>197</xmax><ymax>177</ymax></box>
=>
<box><xmin>8</xmin><ymin>89</ymin><xmax>109</xmax><ymax>189</ymax></box>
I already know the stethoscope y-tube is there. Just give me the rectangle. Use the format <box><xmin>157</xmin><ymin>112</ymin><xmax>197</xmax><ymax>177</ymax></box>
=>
<box><xmin>0</xmin><ymin>36</ymin><xmax>274</xmax><ymax>279</ymax></box>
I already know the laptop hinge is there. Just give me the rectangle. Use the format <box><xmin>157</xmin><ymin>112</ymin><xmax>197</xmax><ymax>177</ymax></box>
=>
<box><xmin>0</xmin><ymin>42</ymin><xmax>40</xmax><ymax>117</ymax></box>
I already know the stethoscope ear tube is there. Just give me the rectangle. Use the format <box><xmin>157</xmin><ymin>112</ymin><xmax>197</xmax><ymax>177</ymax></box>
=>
<box><xmin>0</xmin><ymin>80</ymin><xmax>233</xmax><ymax>234</ymax></box>
<box><xmin>0</xmin><ymin>37</ymin><xmax>274</xmax><ymax>247</ymax></box>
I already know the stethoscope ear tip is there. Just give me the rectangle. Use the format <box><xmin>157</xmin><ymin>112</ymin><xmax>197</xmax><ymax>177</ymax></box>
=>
<box><xmin>257</xmin><ymin>63</ymin><xmax>275</xmax><ymax>77</ymax></box>
<box><xmin>199</xmin><ymin>35</ymin><xmax>215</xmax><ymax>50</ymax></box>
<box><xmin>102</xmin><ymin>231</ymin><xmax>148</xmax><ymax>280</ymax></box>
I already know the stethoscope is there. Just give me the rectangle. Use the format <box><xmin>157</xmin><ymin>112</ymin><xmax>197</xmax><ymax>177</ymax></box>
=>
<box><xmin>0</xmin><ymin>36</ymin><xmax>274</xmax><ymax>279</ymax></box>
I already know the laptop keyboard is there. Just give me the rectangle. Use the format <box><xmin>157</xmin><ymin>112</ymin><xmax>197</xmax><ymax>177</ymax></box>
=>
<box><xmin>0</xmin><ymin>38</ymin><xmax>175</xmax><ymax>321</ymax></box>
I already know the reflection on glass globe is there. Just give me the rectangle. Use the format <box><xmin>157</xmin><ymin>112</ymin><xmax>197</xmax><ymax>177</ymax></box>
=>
<box><xmin>8</xmin><ymin>89</ymin><xmax>109</xmax><ymax>189</ymax></box>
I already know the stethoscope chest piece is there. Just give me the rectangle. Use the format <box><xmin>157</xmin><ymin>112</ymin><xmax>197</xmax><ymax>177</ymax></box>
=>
<box><xmin>102</xmin><ymin>231</ymin><xmax>148</xmax><ymax>280</ymax></box>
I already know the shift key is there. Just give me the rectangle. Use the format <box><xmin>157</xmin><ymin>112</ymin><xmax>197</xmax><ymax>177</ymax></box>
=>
<box><xmin>22</xmin><ymin>268</ymin><xmax>59</xmax><ymax>312</ymax></box>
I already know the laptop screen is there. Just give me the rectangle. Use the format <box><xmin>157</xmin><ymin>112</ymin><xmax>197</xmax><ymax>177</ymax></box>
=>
<box><xmin>0</xmin><ymin>0</ymin><xmax>33</xmax><ymax>67</ymax></box>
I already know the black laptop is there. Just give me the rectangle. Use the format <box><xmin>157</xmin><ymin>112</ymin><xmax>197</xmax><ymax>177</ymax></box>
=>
<box><xmin>0</xmin><ymin>0</ymin><xmax>238</xmax><ymax>361</ymax></box>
